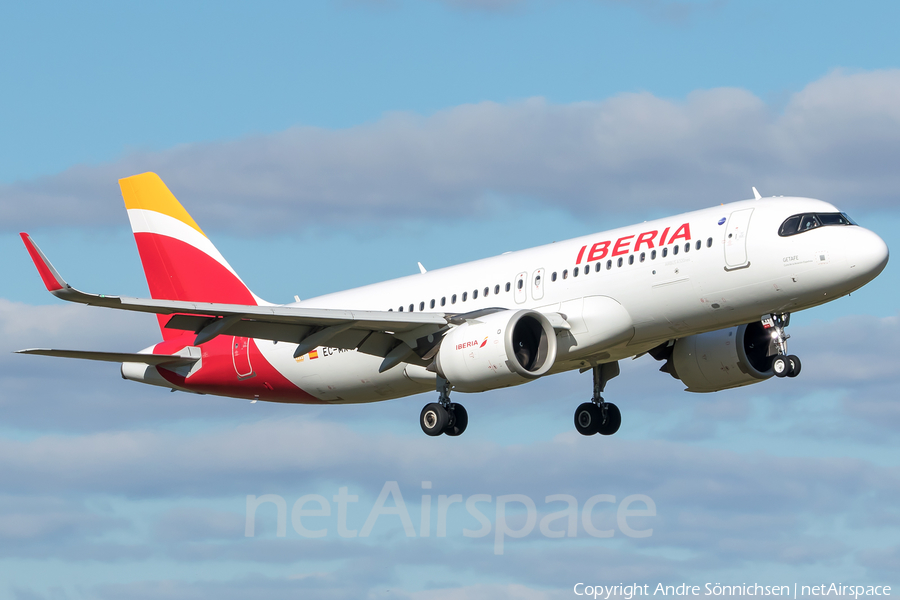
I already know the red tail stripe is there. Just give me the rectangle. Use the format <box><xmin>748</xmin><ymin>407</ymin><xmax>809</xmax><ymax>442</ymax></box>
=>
<box><xmin>134</xmin><ymin>233</ymin><xmax>256</xmax><ymax>305</ymax></box>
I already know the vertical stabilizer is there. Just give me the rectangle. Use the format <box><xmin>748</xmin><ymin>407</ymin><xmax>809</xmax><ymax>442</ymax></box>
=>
<box><xmin>119</xmin><ymin>173</ymin><xmax>264</xmax><ymax>339</ymax></box>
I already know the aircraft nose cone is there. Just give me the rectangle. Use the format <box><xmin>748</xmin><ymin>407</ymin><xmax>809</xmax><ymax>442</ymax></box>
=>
<box><xmin>850</xmin><ymin>228</ymin><xmax>889</xmax><ymax>280</ymax></box>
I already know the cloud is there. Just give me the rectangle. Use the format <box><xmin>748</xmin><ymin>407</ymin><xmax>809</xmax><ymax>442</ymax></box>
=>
<box><xmin>857</xmin><ymin>545</ymin><xmax>900</xmax><ymax>579</ymax></box>
<box><xmin>1</xmin><ymin>305</ymin><xmax>897</xmax><ymax>589</ymax></box>
<box><xmin>0</xmin><ymin>495</ymin><xmax>124</xmax><ymax>542</ymax></box>
<box><xmin>3</xmin><ymin>70</ymin><xmax>900</xmax><ymax>235</ymax></box>
<box><xmin>0</xmin><ymin>299</ymin><xmax>261</xmax><ymax>432</ymax></box>
<box><xmin>152</xmin><ymin>507</ymin><xmax>247</xmax><ymax>543</ymax></box>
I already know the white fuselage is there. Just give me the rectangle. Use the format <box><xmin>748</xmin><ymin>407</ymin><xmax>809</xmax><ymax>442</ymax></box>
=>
<box><xmin>254</xmin><ymin>197</ymin><xmax>888</xmax><ymax>403</ymax></box>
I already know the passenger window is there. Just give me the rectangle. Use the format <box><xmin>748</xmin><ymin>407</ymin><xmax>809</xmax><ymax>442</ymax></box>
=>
<box><xmin>430</xmin><ymin>299</ymin><xmax>435</xmax><ymax>309</ymax></box>
<box><xmin>419</xmin><ymin>302</ymin><xmax>425</xmax><ymax>311</ymax></box>
<box><xmin>628</xmin><ymin>255</ymin><xmax>634</xmax><ymax>265</ymax></box>
<box><xmin>473</xmin><ymin>289</ymin><xmax>478</xmax><ymax>299</ymax></box>
<box><xmin>462</xmin><ymin>292</ymin><xmax>467</xmax><ymax>302</ymax></box>
<box><xmin>684</xmin><ymin>243</ymin><xmax>690</xmax><ymax>253</ymax></box>
<box><xmin>706</xmin><ymin>237</ymin><xmax>712</xmax><ymax>248</ymax></box>
<box><xmin>452</xmin><ymin>294</ymin><xmax>457</xmax><ymax>304</ymax></box>
<box><xmin>484</xmin><ymin>287</ymin><xmax>489</xmax><ymax>297</ymax></box>
<box><xmin>517</xmin><ymin>279</ymin><xmax>524</xmax><ymax>289</ymax></box>
<box><xmin>617</xmin><ymin>257</ymin><xmax>623</xmax><ymax>267</ymax></box>
<box><xmin>494</xmin><ymin>284</ymin><xmax>500</xmax><ymax>294</ymax></box>
<box><xmin>595</xmin><ymin>262</ymin><xmax>601</xmax><ymax>272</ymax></box>
<box><xmin>606</xmin><ymin>260</ymin><xmax>612</xmax><ymax>270</ymax></box>
<box><xmin>583</xmin><ymin>265</ymin><xmax>589</xmax><ymax>275</ymax></box>
<box><xmin>640</xmin><ymin>252</ymin><xmax>645</xmax><ymax>262</ymax></box>
<box><xmin>409</xmin><ymin>304</ymin><xmax>414</xmax><ymax>312</ymax></box>
<box><xmin>651</xmin><ymin>249</ymin><xmax>657</xmax><ymax>260</ymax></box>
<box><xmin>696</xmin><ymin>240</ymin><xmax>701</xmax><ymax>250</ymax></box>
<box><xmin>389</xmin><ymin>308</ymin><xmax>393</xmax><ymax>311</ymax></box>
<box><xmin>662</xmin><ymin>248</ymin><xmax>668</xmax><ymax>258</ymax></box>
<box><xmin>574</xmin><ymin>267</ymin><xmax>579</xmax><ymax>277</ymax></box>
<box><xmin>551</xmin><ymin>272</ymin><xmax>557</xmax><ymax>282</ymax></box>
<box><xmin>673</xmin><ymin>245</ymin><xmax>679</xmax><ymax>255</ymax></box>
<box><xmin>505</xmin><ymin>282</ymin><xmax>511</xmax><ymax>292</ymax></box>
<box><xmin>441</xmin><ymin>297</ymin><xmax>446</xmax><ymax>307</ymax></box>
<box><xmin>399</xmin><ymin>306</ymin><xmax>404</xmax><ymax>312</ymax></box>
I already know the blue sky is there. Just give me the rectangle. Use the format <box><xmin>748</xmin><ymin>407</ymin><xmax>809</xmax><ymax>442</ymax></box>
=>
<box><xmin>1</xmin><ymin>1</ymin><xmax>899</xmax><ymax>598</ymax></box>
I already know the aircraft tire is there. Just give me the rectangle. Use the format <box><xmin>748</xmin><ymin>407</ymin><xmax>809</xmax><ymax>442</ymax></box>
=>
<box><xmin>420</xmin><ymin>403</ymin><xmax>449</xmax><ymax>436</ymax></box>
<box><xmin>574</xmin><ymin>403</ymin><xmax>600</xmax><ymax>436</ymax></box>
<box><xmin>786</xmin><ymin>355</ymin><xmax>802</xmax><ymax>378</ymax></box>
<box><xmin>773</xmin><ymin>355</ymin><xmax>790</xmax><ymax>378</ymax></box>
<box><xmin>444</xmin><ymin>403</ymin><xmax>468</xmax><ymax>436</ymax></box>
<box><xmin>596</xmin><ymin>403</ymin><xmax>621</xmax><ymax>436</ymax></box>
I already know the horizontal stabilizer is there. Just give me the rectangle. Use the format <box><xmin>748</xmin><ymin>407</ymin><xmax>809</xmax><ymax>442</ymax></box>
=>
<box><xmin>16</xmin><ymin>348</ymin><xmax>198</xmax><ymax>366</ymax></box>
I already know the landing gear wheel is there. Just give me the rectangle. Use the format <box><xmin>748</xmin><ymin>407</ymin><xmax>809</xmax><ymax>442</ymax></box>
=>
<box><xmin>444</xmin><ymin>403</ymin><xmax>468</xmax><ymax>436</ymax></box>
<box><xmin>596</xmin><ymin>403</ymin><xmax>621</xmax><ymax>436</ymax></box>
<box><xmin>786</xmin><ymin>355</ymin><xmax>801</xmax><ymax>378</ymax></box>
<box><xmin>420</xmin><ymin>403</ymin><xmax>449</xmax><ymax>436</ymax></box>
<box><xmin>574</xmin><ymin>402</ymin><xmax>600</xmax><ymax>436</ymax></box>
<box><xmin>773</xmin><ymin>355</ymin><xmax>790</xmax><ymax>378</ymax></box>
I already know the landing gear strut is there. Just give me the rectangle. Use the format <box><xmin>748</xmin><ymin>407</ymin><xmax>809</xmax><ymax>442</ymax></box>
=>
<box><xmin>763</xmin><ymin>313</ymin><xmax>801</xmax><ymax>378</ymax></box>
<box><xmin>574</xmin><ymin>362</ymin><xmax>621</xmax><ymax>436</ymax></box>
<box><xmin>420</xmin><ymin>376</ymin><xmax>468</xmax><ymax>437</ymax></box>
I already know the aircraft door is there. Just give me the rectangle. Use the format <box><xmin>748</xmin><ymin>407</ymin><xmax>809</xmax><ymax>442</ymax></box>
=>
<box><xmin>531</xmin><ymin>268</ymin><xmax>545</xmax><ymax>301</ymax></box>
<box><xmin>514</xmin><ymin>271</ymin><xmax>527</xmax><ymax>304</ymax></box>
<box><xmin>232</xmin><ymin>336</ymin><xmax>255</xmax><ymax>380</ymax></box>
<box><xmin>724</xmin><ymin>208</ymin><xmax>754</xmax><ymax>270</ymax></box>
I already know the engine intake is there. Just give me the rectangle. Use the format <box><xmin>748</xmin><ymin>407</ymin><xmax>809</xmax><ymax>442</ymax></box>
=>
<box><xmin>436</xmin><ymin>309</ymin><xmax>558</xmax><ymax>392</ymax></box>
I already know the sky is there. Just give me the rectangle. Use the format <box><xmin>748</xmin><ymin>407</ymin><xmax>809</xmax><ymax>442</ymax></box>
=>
<box><xmin>1</xmin><ymin>1</ymin><xmax>899</xmax><ymax>598</ymax></box>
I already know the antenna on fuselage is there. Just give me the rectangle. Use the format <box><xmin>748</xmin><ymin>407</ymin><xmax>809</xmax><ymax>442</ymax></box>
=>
<box><xmin>752</xmin><ymin>187</ymin><xmax>762</xmax><ymax>200</ymax></box>
<box><xmin>418</xmin><ymin>262</ymin><xmax>427</xmax><ymax>274</ymax></box>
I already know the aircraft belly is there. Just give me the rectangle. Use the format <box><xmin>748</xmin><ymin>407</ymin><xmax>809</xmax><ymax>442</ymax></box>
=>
<box><xmin>255</xmin><ymin>339</ymin><xmax>430</xmax><ymax>404</ymax></box>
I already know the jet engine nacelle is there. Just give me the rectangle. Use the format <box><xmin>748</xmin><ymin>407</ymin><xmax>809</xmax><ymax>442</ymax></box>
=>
<box><xmin>435</xmin><ymin>309</ymin><xmax>558</xmax><ymax>393</ymax></box>
<box><xmin>667</xmin><ymin>322</ymin><xmax>774</xmax><ymax>393</ymax></box>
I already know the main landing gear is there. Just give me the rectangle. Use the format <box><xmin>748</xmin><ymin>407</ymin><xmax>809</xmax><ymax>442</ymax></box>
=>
<box><xmin>763</xmin><ymin>313</ymin><xmax>802</xmax><ymax>378</ymax></box>
<box><xmin>574</xmin><ymin>362</ymin><xmax>622</xmax><ymax>436</ymax></box>
<box><xmin>420</xmin><ymin>377</ymin><xmax>468</xmax><ymax>437</ymax></box>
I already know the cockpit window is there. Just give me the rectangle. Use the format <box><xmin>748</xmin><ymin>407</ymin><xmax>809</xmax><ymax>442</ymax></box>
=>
<box><xmin>799</xmin><ymin>214</ymin><xmax>820</xmax><ymax>232</ymax></box>
<box><xmin>778</xmin><ymin>212</ymin><xmax>857</xmax><ymax>237</ymax></box>
<box><xmin>818</xmin><ymin>212</ymin><xmax>856</xmax><ymax>226</ymax></box>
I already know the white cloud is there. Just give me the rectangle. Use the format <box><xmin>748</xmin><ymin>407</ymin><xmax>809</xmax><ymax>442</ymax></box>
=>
<box><xmin>2</xmin><ymin>70</ymin><xmax>900</xmax><ymax>234</ymax></box>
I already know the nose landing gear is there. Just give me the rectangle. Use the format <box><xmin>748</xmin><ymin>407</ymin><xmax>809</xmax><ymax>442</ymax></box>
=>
<box><xmin>574</xmin><ymin>362</ymin><xmax>621</xmax><ymax>436</ymax></box>
<box><xmin>420</xmin><ymin>377</ymin><xmax>468</xmax><ymax>436</ymax></box>
<box><xmin>763</xmin><ymin>313</ymin><xmax>801</xmax><ymax>378</ymax></box>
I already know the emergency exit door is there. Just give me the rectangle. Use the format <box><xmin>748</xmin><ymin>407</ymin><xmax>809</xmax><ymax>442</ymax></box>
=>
<box><xmin>531</xmin><ymin>268</ymin><xmax>545</xmax><ymax>301</ymax></box>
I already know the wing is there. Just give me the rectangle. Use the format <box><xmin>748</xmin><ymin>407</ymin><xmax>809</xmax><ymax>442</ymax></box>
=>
<box><xmin>20</xmin><ymin>232</ymin><xmax>451</xmax><ymax>368</ymax></box>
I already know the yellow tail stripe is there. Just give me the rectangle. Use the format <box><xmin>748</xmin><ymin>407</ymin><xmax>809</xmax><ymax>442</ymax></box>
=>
<box><xmin>119</xmin><ymin>172</ymin><xmax>206</xmax><ymax>237</ymax></box>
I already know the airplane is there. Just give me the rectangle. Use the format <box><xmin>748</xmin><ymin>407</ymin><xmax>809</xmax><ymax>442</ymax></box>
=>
<box><xmin>18</xmin><ymin>173</ymin><xmax>889</xmax><ymax>437</ymax></box>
